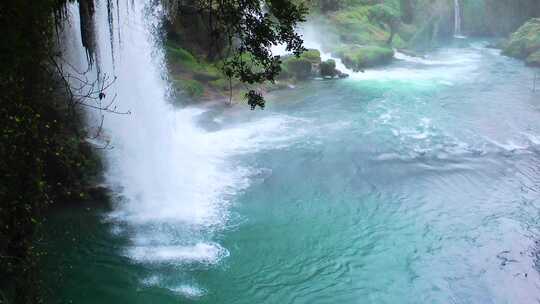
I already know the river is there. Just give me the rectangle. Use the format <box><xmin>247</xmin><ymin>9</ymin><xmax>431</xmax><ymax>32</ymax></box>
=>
<box><xmin>43</xmin><ymin>5</ymin><xmax>540</xmax><ymax>302</ymax></box>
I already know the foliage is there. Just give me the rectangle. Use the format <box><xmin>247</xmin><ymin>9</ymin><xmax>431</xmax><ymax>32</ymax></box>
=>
<box><xmin>175</xmin><ymin>0</ymin><xmax>308</xmax><ymax>108</ymax></box>
<box><xmin>300</xmin><ymin>49</ymin><xmax>323</xmax><ymax>64</ymax></box>
<box><xmin>166</xmin><ymin>42</ymin><xmax>200</xmax><ymax>70</ymax></box>
<box><xmin>368</xmin><ymin>4</ymin><xmax>401</xmax><ymax>44</ymax></box>
<box><xmin>246</xmin><ymin>90</ymin><xmax>265</xmax><ymax>110</ymax></box>
<box><xmin>178</xmin><ymin>79</ymin><xmax>205</xmax><ymax>98</ymax></box>
<box><xmin>318</xmin><ymin>0</ymin><xmax>343</xmax><ymax>12</ymax></box>
<box><xmin>330</xmin><ymin>5</ymin><xmax>391</xmax><ymax>45</ymax></box>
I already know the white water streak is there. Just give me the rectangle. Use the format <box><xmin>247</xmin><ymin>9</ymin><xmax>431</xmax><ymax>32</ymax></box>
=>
<box><xmin>454</xmin><ymin>0</ymin><xmax>464</xmax><ymax>38</ymax></box>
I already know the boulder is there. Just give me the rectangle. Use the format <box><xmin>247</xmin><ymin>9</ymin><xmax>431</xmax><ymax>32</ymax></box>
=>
<box><xmin>283</xmin><ymin>57</ymin><xmax>312</xmax><ymax>80</ymax></box>
<box><xmin>503</xmin><ymin>18</ymin><xmax>540</xmax><ymax>59</ymax></box>
<box><xmin>280</xmin><ymin>49</ymin><xmax>322</xmax><ymax>80</ymax></box>
<box><xmin>334</xmin><ymin>45</ymin><xmax>394</xmax><ymax>72</ymax></box>
<box><xmin>320</xmin><ymin>59</ymin><xmax>338</xmax><ymax>77</ymax></box>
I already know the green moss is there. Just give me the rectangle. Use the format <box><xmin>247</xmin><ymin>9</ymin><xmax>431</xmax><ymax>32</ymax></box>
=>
<box><xmin>175</xmin><ymin>79</ymin><xmax>205</xmax><ymax>98</ymax></box>
<box><xmin>165</xmin><ymin>42</ymin><xmax>199</xmax><ymax>71</ymax></box>
<box><xmin>209</xmin><ymin>77</ymin><xmax>242</xmax><ymax>91</ymax></box>
<box><xmin>334</xmin><ymin>45</ymin><xmax>394</xmax><ymax>71</ymax></box>
<box><xmin>193</xmin><ymin>69</ymin><xmax>222</xmax><ymax>82</ymax></box>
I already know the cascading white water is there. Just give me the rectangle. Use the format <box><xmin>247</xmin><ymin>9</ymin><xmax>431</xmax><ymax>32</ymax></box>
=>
<box><xmin>271</xmin><ymin>24</ymin><xmax>354</xmax><ymax>76</ymax></box>
<box><xmin>454</xmin><ymin>0</ymin><xmax>463</xmax><ymax>37</ymax></box>
<box><xmin>60</xmin><ymin>0</ymin><xmax>298</xmax><ymax>296</ymax></box>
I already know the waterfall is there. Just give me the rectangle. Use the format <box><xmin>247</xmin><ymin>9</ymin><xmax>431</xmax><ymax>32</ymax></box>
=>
<box><xmin>454</xmin><ymin>0</ymin><xmax>463</xmax><ymax>38</ymax></box>
<box><xmin>60</xmin><ymin>0</ymin><xmax>290</xmax><ymax>295</ymax></box>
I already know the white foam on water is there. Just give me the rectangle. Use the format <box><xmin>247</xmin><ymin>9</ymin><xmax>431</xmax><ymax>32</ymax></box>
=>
<box><xmin>129</xmin><ymin>242</ymin><xmax>229</xmax><ymax>264</ymax></box>
<box><xmin>271</xmin><ymin>25</ymin><xmax>353</xmax><ymax>75</ymax></box>
<box><xmin>170</xmin><ymin>285</ymin><xmax>206</xmax><ymax>298</ymax></box>
<box><xmin>521</xmin><ymin>132</ymin><xmax>540</xmax><ymax>145</ymax></box>
<box><xmin>141</xmin><ymin>276</ymin><xmax>206</xmax><ymax>298</ymax></box>
<box><xmin>141</xmin><ymin>275</ymin><xmax>161</xmax><ymax>286</ymax></box>
<box><xmin>348</xmin><ymin>49</ymin><xmax>482</xmax><ymax>82</ymax></box>
<box><xmin>394</xmin><ymin>51</ymin><xmax>472</xmax><ymax>66</ymax></box>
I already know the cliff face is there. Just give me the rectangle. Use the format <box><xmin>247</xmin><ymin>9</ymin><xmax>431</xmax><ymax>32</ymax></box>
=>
<box><xmin>1</xmin><ymin>1</ymin><xmax>104</xmax><ymax>303</ymax></box>
<box><xmin>407</xmin><ymin>0</ymin><xmax>454</xmax><ymax>49</ymax></box>
<box><xmin>463</xmin><ymin>0</ymin><xmax>540</xmax><ymax>36</ymax></box>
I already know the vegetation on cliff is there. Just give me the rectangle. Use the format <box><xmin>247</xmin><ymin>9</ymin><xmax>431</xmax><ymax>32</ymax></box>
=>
<box><xmin>1</xmin><ymin>1</ymin><xmax>105</xmax><ymax>302</ymax></box>
<box><xmin>165</xmin><ymin>0</ymin><xmax>540</xmax><ymax>97</ymax></box>
<box><xmin>165</xmin><ymin>0</ymin><xmax>308</xmax><ymax>109</ymax></box>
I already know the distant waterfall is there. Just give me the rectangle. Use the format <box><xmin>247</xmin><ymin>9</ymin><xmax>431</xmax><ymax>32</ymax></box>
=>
<box><xmin>454</xmin><ymin>0</ymin><xmax>463</xmax><ymax>37</ymax></box>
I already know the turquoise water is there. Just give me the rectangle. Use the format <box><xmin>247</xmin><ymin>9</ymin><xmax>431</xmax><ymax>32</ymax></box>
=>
<box><xmin>43</xmin><ymin>42</ymin><xmax>540</xmax><ymax>303</ymax></box>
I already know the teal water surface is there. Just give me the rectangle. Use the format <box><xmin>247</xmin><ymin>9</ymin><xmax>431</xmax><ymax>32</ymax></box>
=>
<box><xmin>43</xmin><ymin>42</ymin><xmax>540</xmax><ymax>303</ymax></box>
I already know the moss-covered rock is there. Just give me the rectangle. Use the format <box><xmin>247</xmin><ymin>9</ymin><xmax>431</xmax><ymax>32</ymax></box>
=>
<box><xmin>320</xmin><ymin>59</ymin><xmax>338</xmax><ymax>77</ymax></box>
<box><xmin>526</xmin><ymin>50</ymin><xmax>540</xmax><ymax>67</ymax></box>
<box><xmin>334</xmin><ymin>45</ymin><xmax>394</xmax><ymax>71</ymax></box>
<box><xmin>503</xmin><ymin>19</ymin><xmax>540</xmax><ymax>61</ymax></box>
<box><xmin>280</xmin><ymin>49</ymin><xmax>322</xmax><ymax>80</ymax></box>
<box><xmin>283</xmin><ymin>57</ymin><xmax>313</xmax><ymax>80</ymax></box>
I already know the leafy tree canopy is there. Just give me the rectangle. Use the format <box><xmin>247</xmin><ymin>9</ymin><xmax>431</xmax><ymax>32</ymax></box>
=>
<box><xmin>173</xmin><ymin>0</ymin><xmax>308</xmax><ymax>108</ymax></box>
